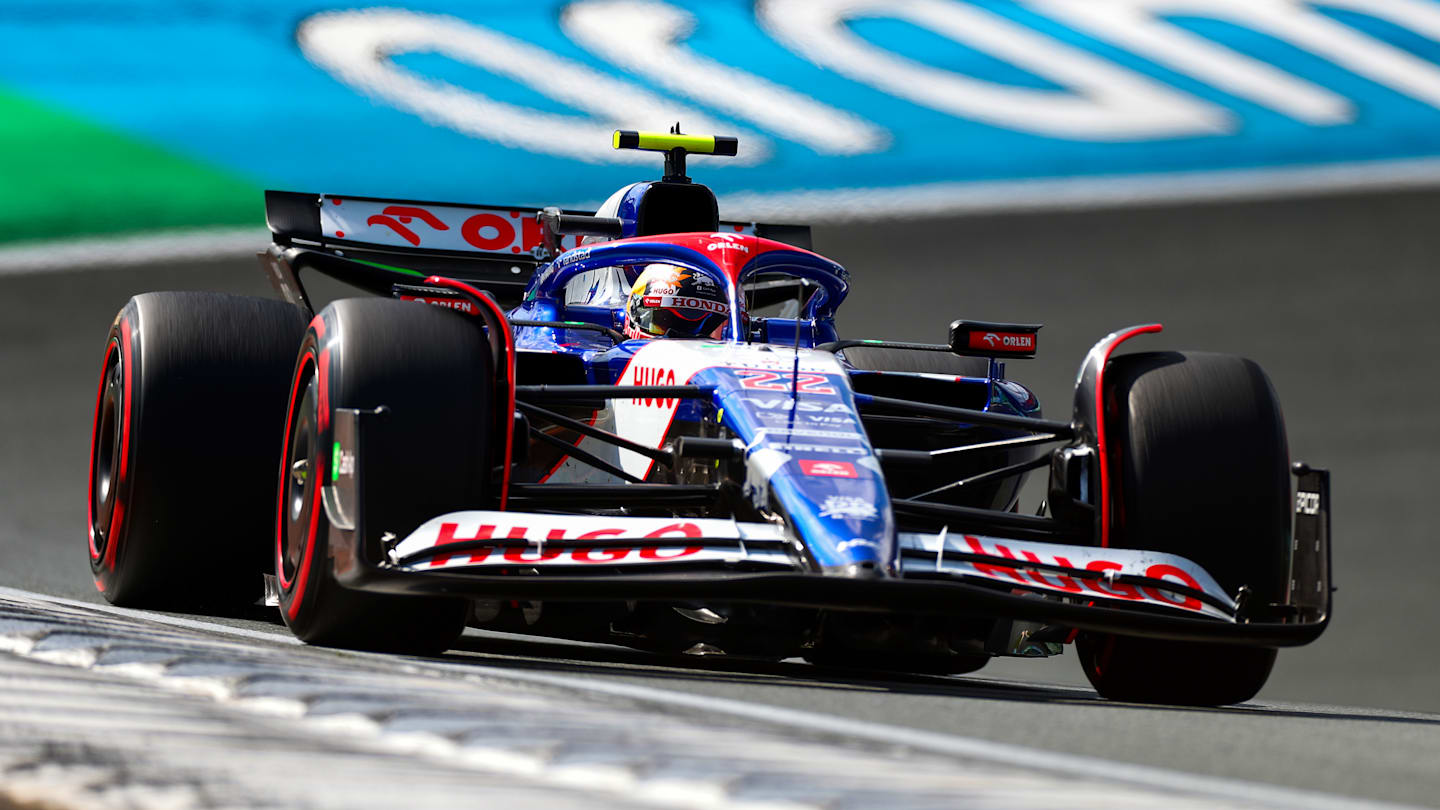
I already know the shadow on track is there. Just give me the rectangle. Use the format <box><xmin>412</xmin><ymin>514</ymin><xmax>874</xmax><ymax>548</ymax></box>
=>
<box><xmin>438</xmin><ymin>629</ymin><xmax>1440</xmax><ymax>727</ymax></box>
<box><xmin>442</xmin><ymin>629</ymin><xmax>1083</xmax><ymax>700</ymax></box>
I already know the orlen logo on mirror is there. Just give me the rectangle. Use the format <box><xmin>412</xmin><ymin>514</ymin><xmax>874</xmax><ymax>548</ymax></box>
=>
<box><xmin>971</xmin><ymin>332</ymin><xmax>1034</xmax><ymax>351</ymax></box>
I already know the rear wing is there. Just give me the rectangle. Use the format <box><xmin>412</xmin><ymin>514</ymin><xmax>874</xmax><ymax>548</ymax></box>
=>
<box><xmin>262</xmin><ymin>190</ymin><xmax>812</xmax><ymax>312</ymax></box>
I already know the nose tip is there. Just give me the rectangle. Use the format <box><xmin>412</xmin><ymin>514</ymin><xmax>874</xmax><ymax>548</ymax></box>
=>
<box><xmin>831</xmin><ymin>561</ymin><xmax>885</xmax><ymax>580</ymax></box>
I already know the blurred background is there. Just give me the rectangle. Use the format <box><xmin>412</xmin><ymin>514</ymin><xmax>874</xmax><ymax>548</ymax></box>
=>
<box><xmin>2</xmin><ymin>0</ymin><xmax>1437</xmax><ymax>711</ymax></box>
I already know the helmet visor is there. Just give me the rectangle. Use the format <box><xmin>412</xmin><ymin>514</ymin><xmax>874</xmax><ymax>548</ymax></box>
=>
<box><xmin>630</xmin><ymin>293</ymin><xmax>730</xmax><ymax>338</ymax></box>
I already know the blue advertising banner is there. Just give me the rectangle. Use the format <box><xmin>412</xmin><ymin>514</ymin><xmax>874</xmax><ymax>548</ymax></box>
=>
<box><xmin>3</xmin><ymin>0</ymin><xmax>1440</xmax><ymax>222</ymax></box>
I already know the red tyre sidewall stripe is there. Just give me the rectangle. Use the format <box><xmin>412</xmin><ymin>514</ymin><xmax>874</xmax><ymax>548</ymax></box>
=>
<box><xmin>88</xmin><ymin>337</ymin><xmax>119</xmax><ymax>562</ymax></box>
<box><xmin>287</xmin><ymin>442</ymin><xmax>324</xmax><ymax>622</ymax></box>
<box><xmin>1094</xmin><ymin>324</ymin><xmax>1162</xmax><ymax>548</ymax></box>
<box><xmin>104</xmin><ymin>502</ymin><xmax>124</xmax><ymax>572</ymax></box>
<box><xmin>276</xmin><ymin>349</ymin><xmax>314</xmax><ymax>593</ymax></box>
<box><xmin>282</xmin><ymin>315</ymin><xmax>330</xmax><ymax>621</ymax></box>
<box><xmin>118</xmin><ymin>320</ymin><xmax>133</xmax><ymax>482</ymax></box>
<box><xmin>102</xmin><ymin>320</ymin><xmax>135</xmax><ymax>572</ymax></box>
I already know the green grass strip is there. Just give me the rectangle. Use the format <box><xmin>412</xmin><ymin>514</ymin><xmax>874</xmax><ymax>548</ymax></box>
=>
<box><xmin>0</xmin><ymin>88</ymin><xmax>264</xmax><ymax>244</ymax></box>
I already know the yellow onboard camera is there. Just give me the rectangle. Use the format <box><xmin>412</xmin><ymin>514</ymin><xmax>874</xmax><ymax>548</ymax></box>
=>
<box><xmin>612</xmin><ymin>127</ymin><xmax>738</xmax><ymax>183</ymax></box>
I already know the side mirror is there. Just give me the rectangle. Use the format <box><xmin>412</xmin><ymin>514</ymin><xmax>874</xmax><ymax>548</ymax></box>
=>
<box><xmin>949</xmin><ymin>320</ymin><xmax>1042</xmax><ymax>359</ymax></box>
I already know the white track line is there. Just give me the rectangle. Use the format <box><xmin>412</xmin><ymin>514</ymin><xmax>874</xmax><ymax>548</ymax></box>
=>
<box><xmin>0</xmin><ymin>227</ymin><xmax>269</xmax><ymax>276</ymax></box>
<box><xmin>2</xmin><ymin>587</ymin><xmax>1411</xmax><ymax>810</ymax></box>
<box><xmin>5</xmin><ymin>156</ymin><xmax>1440</xmax><ymax>277</ymax></box>
<box><xmin>721</xmin><ymin>156</ymin><xmax>1440</xmax><ymax>221</ymax></box>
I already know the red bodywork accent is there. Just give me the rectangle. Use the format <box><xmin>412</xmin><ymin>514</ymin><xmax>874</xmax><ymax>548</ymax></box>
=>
<box><xmin>423</xmin><ymin>277</ymin><xmax>517</xmax><ymax>510</ymax></box>
<box><xmin>589</xmin><ymin>233</ymin><xmax>830</xmax><ymax>340</ymax></box>
<box><xmin>1094</xmin><ymin>324</ymin><xmax>1162</xmax><ymax>547</ymax></box>
<box><xmin>599</xmin><ymin>232</ymin><xmax>823</xmax><ymax>288</ymax></box>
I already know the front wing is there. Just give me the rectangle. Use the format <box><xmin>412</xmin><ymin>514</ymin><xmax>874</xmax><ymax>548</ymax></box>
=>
<box><xmin>324</xmin><ymin>409</ymin><xmax>1330</xmax><ymax>648</ymax></box>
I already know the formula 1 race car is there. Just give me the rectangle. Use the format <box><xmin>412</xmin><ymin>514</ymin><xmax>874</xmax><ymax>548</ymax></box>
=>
<box><xmin>87</xmin><ymin>130</ymin><xmax>1330</xmax><ymax>706</ymax></box>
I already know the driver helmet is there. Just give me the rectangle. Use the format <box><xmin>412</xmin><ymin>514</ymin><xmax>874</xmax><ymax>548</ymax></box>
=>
<box><xmin>623</xmin><ymin>263</ymin><xmax>734</xmax><ymax>339</ymax></box>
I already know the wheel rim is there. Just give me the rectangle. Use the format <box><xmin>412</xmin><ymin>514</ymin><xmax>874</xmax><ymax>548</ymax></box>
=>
<box><xmin>91</xmin><ymin>340</ymin><xmax>124</xmax><ymax>555</ymax></box>
<box><xmin>280</xmin><ymin>370</ymin><xmax>319</xmax><ymax>587</ymax></box>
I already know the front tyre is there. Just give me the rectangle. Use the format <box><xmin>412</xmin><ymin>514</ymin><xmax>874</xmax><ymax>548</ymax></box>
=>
<box><xmin>1076</xmin><ymin>633</ymin><xmax>1275</xmax><ymax>706</ymax></box>
<box><xmin>1080</xmin><ymin>351</ymin><xmax>1288</xmax><ymax>706</ymax></box>
<box><xmin>276</xmin><ymin>298</ymin><xmax>489</xmax><ymax>654</ymax></box>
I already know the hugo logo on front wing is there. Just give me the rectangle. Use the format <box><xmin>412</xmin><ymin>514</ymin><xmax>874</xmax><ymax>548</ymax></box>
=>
<box><xmin>426</xmin><ymin>521</ymin><xmax>706</xmax><ymax>567</ymax></box>
<box><xmin>960</xmin><ymin>535</ymin><xmax>1210</xmax><ymax>612</ymax></box>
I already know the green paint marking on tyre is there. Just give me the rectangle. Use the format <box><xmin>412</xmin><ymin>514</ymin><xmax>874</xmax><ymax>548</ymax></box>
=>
<box><xmin>0</xmin><ymin>87</ymin><xmax>263</xmax><ymax>244</ymax></box>
<box><xmin>350</xmin><ymin>257</ymin><xmax>427</xmax><ymax>277</ymax></box>
<box><xmin>332</xmin><ymin>442</ymin><xmax>341</xmax><ymax>482</ymax></box>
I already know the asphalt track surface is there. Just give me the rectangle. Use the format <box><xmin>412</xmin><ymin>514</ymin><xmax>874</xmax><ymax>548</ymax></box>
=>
<box><xmin>2</xmin><ymin>188</ymin><xmax>1439</xmax><ymax>806</ymax></box>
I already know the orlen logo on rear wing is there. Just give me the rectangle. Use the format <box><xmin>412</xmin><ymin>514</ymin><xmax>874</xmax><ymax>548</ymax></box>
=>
<box><xmin>319</xmin><ymin>196</ymin><xmax>582</xmax><ymax>256</ymax></box>
<box><xmin>265</xmin><ymin>191</ymin><xmax>785</xmax><ymax>258</ymax></box>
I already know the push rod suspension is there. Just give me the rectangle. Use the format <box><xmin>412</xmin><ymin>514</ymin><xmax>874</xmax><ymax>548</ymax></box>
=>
<box><xmin>854</xmin><ymin>393</ymin><xmax>1074</xmax><ymax>436</ymax></box>
<box><xmin>516</xmin><ymin>384</ymin><xmax>714</xmax><ymax>401</ymax></box>
<box><xmin>517</xmin><ymin>400</ymin><xmax>673</xmax><ymax>466</ymax></box>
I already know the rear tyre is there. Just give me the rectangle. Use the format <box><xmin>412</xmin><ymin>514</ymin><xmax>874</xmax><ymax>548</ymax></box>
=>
<box><xmin>1080</xmin><ymin>351</ymin><xmax>1288</xmax><ymax>706</ymax></box>
<box><xmin>88</xmin><ymin>293</ymin><xmax>307</xmax><ymax>610</ymax></box>
<box><xmin>276</xmin><ymin>298</ymin><xmax>487</xmax><ymax>654</ymax></box>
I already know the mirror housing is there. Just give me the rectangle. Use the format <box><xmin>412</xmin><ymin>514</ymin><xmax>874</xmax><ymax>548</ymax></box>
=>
<box><xmin>949</xmin><ymin>320</ymin><xmax>1042</xmax><ymax>358</ymax></box>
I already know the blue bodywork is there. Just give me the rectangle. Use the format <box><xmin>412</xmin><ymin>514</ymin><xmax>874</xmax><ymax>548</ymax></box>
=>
<box><xmin>503</xmin><ymin>189</ymin><xmax>1040</xmax><ymax>576</ymax></box>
